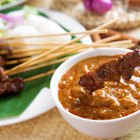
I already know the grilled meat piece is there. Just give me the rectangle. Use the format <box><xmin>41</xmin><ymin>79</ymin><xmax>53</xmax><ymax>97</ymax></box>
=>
<box><xmin>79</xmin><ymin>49</ymin><xmax>140</xmax><ymax>92</ymax></box>
<box><xmin>0</xmin><ymin>44</ymin><xmax>12</xmax><ymax>67</ymax></box>
<box><xmin>0</xmin><ymin>56</ymin><xmax>6</xmax><ymax>67</ymax></box>
<box><xmin>0</xmin><ymin>68</ymin><xmax>24</xmax><ymax>95</ymax></box>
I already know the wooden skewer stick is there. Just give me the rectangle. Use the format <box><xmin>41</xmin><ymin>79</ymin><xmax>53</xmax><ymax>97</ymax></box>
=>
<box><xmin>110</xmin><ymin>43</ymin><xmax>136</xmax><ymax>49</ymax></box>
<box><xmin>0</xmin><ymin>43</ymin><xmax>87</xmax><ymax>55</ymax></box>
<box><xmin>8</xmin><ymin>42</ymin><xmax>134</xmax><ymax>76</ymax></box>
<box><xmin>111</xmin><ymin>40</ymin><xmax>132</xmax><ymax>44</ymax></box>
<box><xmin>8</xmin><ymin>34</ymin><xmax>120</xmax><ymax>48</ymax></box>
<box><xmin>6</xmin><ymin>40</ymin><xmax>134</xmax><ymax>66</ymax></box>
<box><xmin>92</xmin><ymin>33</ymin><xmax>101</xmax><ymax>41</ymax></box>
<box><xmin>0</xmin><ymin>44</ymin><xmax>60</xmax><ymax>55</ymax></box>
<box><xmin>6</xmin><ymin>50</ymin><xmax>76</xmax><ymax>66</ymax></box>
<box><xmin>10</xmin><ymin>56</ymin><xmax>70</xmax><ymax>75</ymax></box>
<box><xmin>23</xmin><ymin>39</ymin><xmax>133</xmax><ymax>84</ymax></box>
<box><xmin>24</xmin><ymin>69</ymin><xmax>55</xmax><ymax>82</ymax></box>
<box><xmin>3</xmin><ymin>42</ymin><xmax>59</xmax><ymax>48</ymax></box>
<box><xmin>21</xmin><ymin>43</ymin><xmax>136</xmax><ymax>83</ymax></box>
<box><xmin>10</xmin><ymin>47</ymin><xmax>52</xmax><ymax>54</ymax></box>
<box><xmin>6</xmin><ymin>43</ymin><xmax>110</xmax><ymax>59</ymax></box>
<box><xmin>5</xmin><ymin>39</ymin><xmax>134</xmax><ymax>65</ymax></box>
<box><xmin>5</xmin><ymin>19</ymin><xmax>119</xmax><ymax>74</ymax></box>
<box><xmin>1</xmin><ymin>29</ymin><xmax>108</xmax><ymax>41</ymax></box>
<box><xmin>7</xmin><ymin>51</ymin><xmax>44</xmax><ymax>59</ymax></box>
<box><xmin>106</xmin><ymin>29</ymin><xmax>140</xmax><ymax>44</ymax></box>
<box><xmin>7</xmin><ymin>40</ymin><xmax>134</xmax><ymax>72</ymax></box>
<box><xmin>0</xmin><ymin>39</ymin><xmax>130</xmax><ymax>57</ymax></box>
<box><xmin>2</xmin><ymin>29</ymin><xmax>107</xmax><ymax>48</ymax></box>
<box><xmin>5</xmin><ymin>43</ymin><xmax>109</xmax><ymax>65</ymax></box>
<box><xmin>6</xmin><ymin>58</ymin><xmax>30</xmax><ymax>65</ymax></box>
<box><xmin>7</xmin><ymin>43</ymin><xmax>91</xmax><ymax>59</ymax></box>
<box><xmin>121</xmin><ymin>44</ymin><xmax>136</xmax><ymax>49</ymax></box>
<box><xmin>7</xmin><ymin>46</ymin><xmax>82</xmax><ymax>74</ymax></box>
<box><xmin>7</xmin><ymin>45</ymin><xmax>87</xmax><ymax>66</ymax></box>
<box><xmin>96</xmin><ymin>35</ymin><xmax>121</xmax><ymax>43</ymax></box>
<box><xmin>11</xmin><ymin>44</ymin><xmax>111</xmax><ymax>67</ymax></box>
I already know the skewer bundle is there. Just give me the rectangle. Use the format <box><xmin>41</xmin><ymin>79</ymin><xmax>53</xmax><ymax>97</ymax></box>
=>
<box><xmin>0</xmin><ymin>18</ymin><xmax>137</xmax><ymax>96</ymax></box>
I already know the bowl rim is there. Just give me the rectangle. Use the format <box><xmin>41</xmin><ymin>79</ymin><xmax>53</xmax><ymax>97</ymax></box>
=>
<box><xmin>50</xmin><ymin>47</ymin><xmax>140</xmax><ymax>123</ymax></box>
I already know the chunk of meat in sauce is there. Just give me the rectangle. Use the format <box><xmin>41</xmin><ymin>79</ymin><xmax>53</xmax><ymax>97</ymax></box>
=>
<box><xmin>59</xmin><ymin>55</ymin><xmax>140</xmax><ymax>120</ymax></box>
<box><xmin>79</xmin><ymin>50</ymin><xmax>140</xmax><ymax>92</ymax></box>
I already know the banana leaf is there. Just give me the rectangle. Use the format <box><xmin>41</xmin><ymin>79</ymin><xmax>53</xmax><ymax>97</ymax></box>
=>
<box><xmin>0</xmin><ymin>6</ymin><xmax>74</xmax><ymax>118</ymax></box>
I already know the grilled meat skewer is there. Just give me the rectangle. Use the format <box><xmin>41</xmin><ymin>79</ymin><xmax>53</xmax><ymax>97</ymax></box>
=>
<box><xmin>79</xmin><ymin>49</ymin><xmax>140</xmax><ymax>92</ymax></box>
<box><xmin>0</xmin><ymin>67</ymin><xmax>24</xmax><ymax>96</ymax></box>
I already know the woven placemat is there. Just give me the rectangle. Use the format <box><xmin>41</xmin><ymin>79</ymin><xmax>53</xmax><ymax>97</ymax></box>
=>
<box><xmin>0</xmin><ymin>108</ymin><xmax>140</xmax><ymax>140</ymax></box>
<box><xmin>50</xmin><ymin>0</ymin><xmax>140</xmax><ymax>30</ymax></box>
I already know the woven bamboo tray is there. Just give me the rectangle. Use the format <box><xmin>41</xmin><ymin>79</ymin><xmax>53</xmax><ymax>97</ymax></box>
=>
<box><xmin>50</xmin><ymin>0</ymin><xmax>140</xmax><ymax>30</ymax></box>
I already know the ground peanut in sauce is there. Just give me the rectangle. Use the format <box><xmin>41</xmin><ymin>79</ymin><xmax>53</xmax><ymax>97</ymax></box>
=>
<box><xmin>58</xmin><ymin>56</ymin><xmax>140</xmax><ymax>120</ymax></box>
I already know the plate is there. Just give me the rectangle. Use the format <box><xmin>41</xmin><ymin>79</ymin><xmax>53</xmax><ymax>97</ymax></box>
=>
<box><xmin>0</xmin><ymin>0</ymin><xmax>27</xmax><ymax>11</ymax></box>
<box><xmin>0</xmin><ymin>9</ymin><xmax>92</xmax><ymax>126</ymax></box>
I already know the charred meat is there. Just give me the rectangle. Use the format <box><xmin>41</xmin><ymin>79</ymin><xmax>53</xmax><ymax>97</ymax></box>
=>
<box><xmin>79</xmin><ymin>49</ymin><xmax>140</xmax><ymax>92</ymax></box>
<box><xmin>0</xmin><ymin>68</ymin><xmax>24</xmax><ymax>95</ymax></box>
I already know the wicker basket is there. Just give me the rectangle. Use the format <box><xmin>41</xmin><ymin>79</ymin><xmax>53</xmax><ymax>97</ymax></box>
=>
<box><xmin>50</xmin><ymin>0</ymin><xmax>140</xmax><ymax>30</ymax></box>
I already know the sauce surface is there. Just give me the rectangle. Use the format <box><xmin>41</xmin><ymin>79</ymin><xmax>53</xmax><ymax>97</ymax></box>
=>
<box><xmin>58</xmin><ymin>55</ymin><xmax>140</xmax><ymax>120</ymax></box>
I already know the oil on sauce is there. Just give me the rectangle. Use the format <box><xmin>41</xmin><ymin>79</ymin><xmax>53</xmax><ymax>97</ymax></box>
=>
<box><xmin>58</xmin><ymin>56</ymin><xmax>140</xmax><ymax>120</ymax></box>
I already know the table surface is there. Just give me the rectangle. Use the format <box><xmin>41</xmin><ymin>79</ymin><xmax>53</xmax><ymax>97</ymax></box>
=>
<box><xmin>1</xmin><ymin>0</ymin><xmax>140</xmax><ymax>140</ymax></box>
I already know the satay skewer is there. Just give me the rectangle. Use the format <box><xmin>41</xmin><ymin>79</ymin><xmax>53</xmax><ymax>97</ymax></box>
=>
<box><xmin>6</xmin><ymin>58</ymin><xmax>30</xmax><ymax>65</ymax></box>
<box><xmin>96</xmin><ymin>35</ymin><xmax>120</xmax><ymax>43</ymax></box>
<box><xmin>79</xmin><ymin>49</ymin><xmax>140</xmax><ymax>92</ymax></box>
<box><xmin>105</xmin><ymin>29</ymin><xmax>140</xmax><ymax>44</ymax></box>
<box><xmin>5</xmin><ymin>19</ymin><xmax>120</xmax><ymax>74</ymax></box>
<box><xmin>24</xmin><ymin>69</ymin><xmax>55</xmax><ymax>82</ymax></box>
<box><xmin>7</xmin><ymin>41</ymin><xmax>135</xmax><ymax>74</ymax></box>
<box><xmin>0</xmin><ymin>34</ymin><xmax>120</xmax><ymax>49</ymax></box>
<box><xmin>6</xmin><ymin>43</ymin><xmax>111</xmax><ymax>59</ymax></box>
<box><xmin>7</xmin><ymin>46</ymin><xmax>83</xmax><ymax>74</ymax></box>
<box><xmin>92</xmin><ymin>33</ymin><xmax>101</xmax><ymax>41</ymax></box>
<box><xmin>0</xmin><ymin>29</ymin><xmax>108</xmax><ymax>41</ymax></box>
<box><xmin>0</xmin><ymin>43</ymin><xmax>111</xmax><ymax>56</ymax></box>
<box><xmin>24</xmin><ymin>48</ymin><xmax>140</xmax><ymax>83</ymax></box>
<box><xmin>11</xmin><ymin>57</ymin><xmax>70</xmax><ymax>75</ymax></box>
<box><xmin>5</xmin><ymin>40</ymin><xmax>135</xmax><ymax>66</ymax></box>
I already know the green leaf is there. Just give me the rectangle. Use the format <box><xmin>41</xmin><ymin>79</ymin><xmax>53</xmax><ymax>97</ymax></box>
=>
<box><xmin>0</xmin><ymin>6</ymin><xmax>74</xmax><ymax>118</ymax></box>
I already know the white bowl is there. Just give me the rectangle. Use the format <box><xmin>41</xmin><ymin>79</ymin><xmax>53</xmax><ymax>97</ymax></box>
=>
<box><xmin>50</xmin><ymin>48</ymin><xmax>140</xmax><ymax>138</ymax></box>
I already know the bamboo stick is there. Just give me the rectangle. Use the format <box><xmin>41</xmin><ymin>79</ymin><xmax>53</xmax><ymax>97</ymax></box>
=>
<box><xmin>110</xmin><ymin>43</ymin><xmax>135</xmax><ymax>49</ymax></box>
<box><xmin>6</xmin><ymin>58</ymin><xmax>30</xmax><ymax>65</ymax></box>
<box><xmin>7</xmin><ymin>44</ymin><xmax>87</xmax><ymax>59</ymax></box>
<box><xmin>1</xmin><ymin>29</ymin><xmax>108</xmax><ymax>41</ymax></box>
<box><xmin>6</xmin><ymin>39</ymin><xmax>134</xmax><ymax>66</ymax></box>
<box><xmin>7</xmin><ymin>40</ymin><xmax>134</xmax><ymax>73</ymax></box>
<box><xmin>5</xmin><ymin>19</ymin><xmax>119</xmax><ymax>74</ymax></box>
<box><xmin>4</xmin><ymin>42</ymin><xmax>59</xmax><ymax>48</ymax></box>
<box><xmin>7</xmin><ymin>51</ymin><xmax>44</xmax><ymax>59</ymax></box>
<box><xmin>0</xmin><ymin>44</ymin><xmax>59</xmax><ymax>55</ymax></box>
<box><xmin>10</xmin><ymin>56</ymin><xmax>70</xmax><ymax>75</ymax></box>
<box><xmin>110</xmin><ymin>40</ymin><xmax>132</xmax><ymax>45</ymax></box>
<box><xmin>106</xmin><ymin>29</ymin><xmax>140</xmax><ymax>44</ymax></box>
<box><xmin>5</xmin><ymin>43</ymin><xmax>104</xmax><ymax>65</ymax></box>
<box><xmin>96</xmin><ymin>35</ymin><xmax>120</xmax><ymax>43</ymax></box>
<box><xmin>2</xmin><ymin>29</ymin><xmax>107</xmax><ymax>48</ymax></box>
<box><xmin>92</xmin><ymin>33</ymin><xmax>101</xmax><ymax>41</ymax></box>
<box><xmin>7</xmin><ymin>46</ymin><xmax>83</xmax><ymax>74</ymax></box>
<box><xmin>6</xmin><ymin>43</ymin><xmax>107</xmax><ymax>58</ymax></box>
<box><xmin>0</xmin><ymin>43</ymin><xmax>101</xmax><ymax>56</ymax></box>
<box><xmin>24</xmin><ymin>69</ymin><xmax>55</xmax><ymax>82</ymax></box>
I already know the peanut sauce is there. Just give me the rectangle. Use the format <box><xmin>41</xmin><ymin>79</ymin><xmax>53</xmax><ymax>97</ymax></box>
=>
<box><xmin>58</xmin><ymin>56</ymin><xmax>140</xmax><ymax>120</ymax></box>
